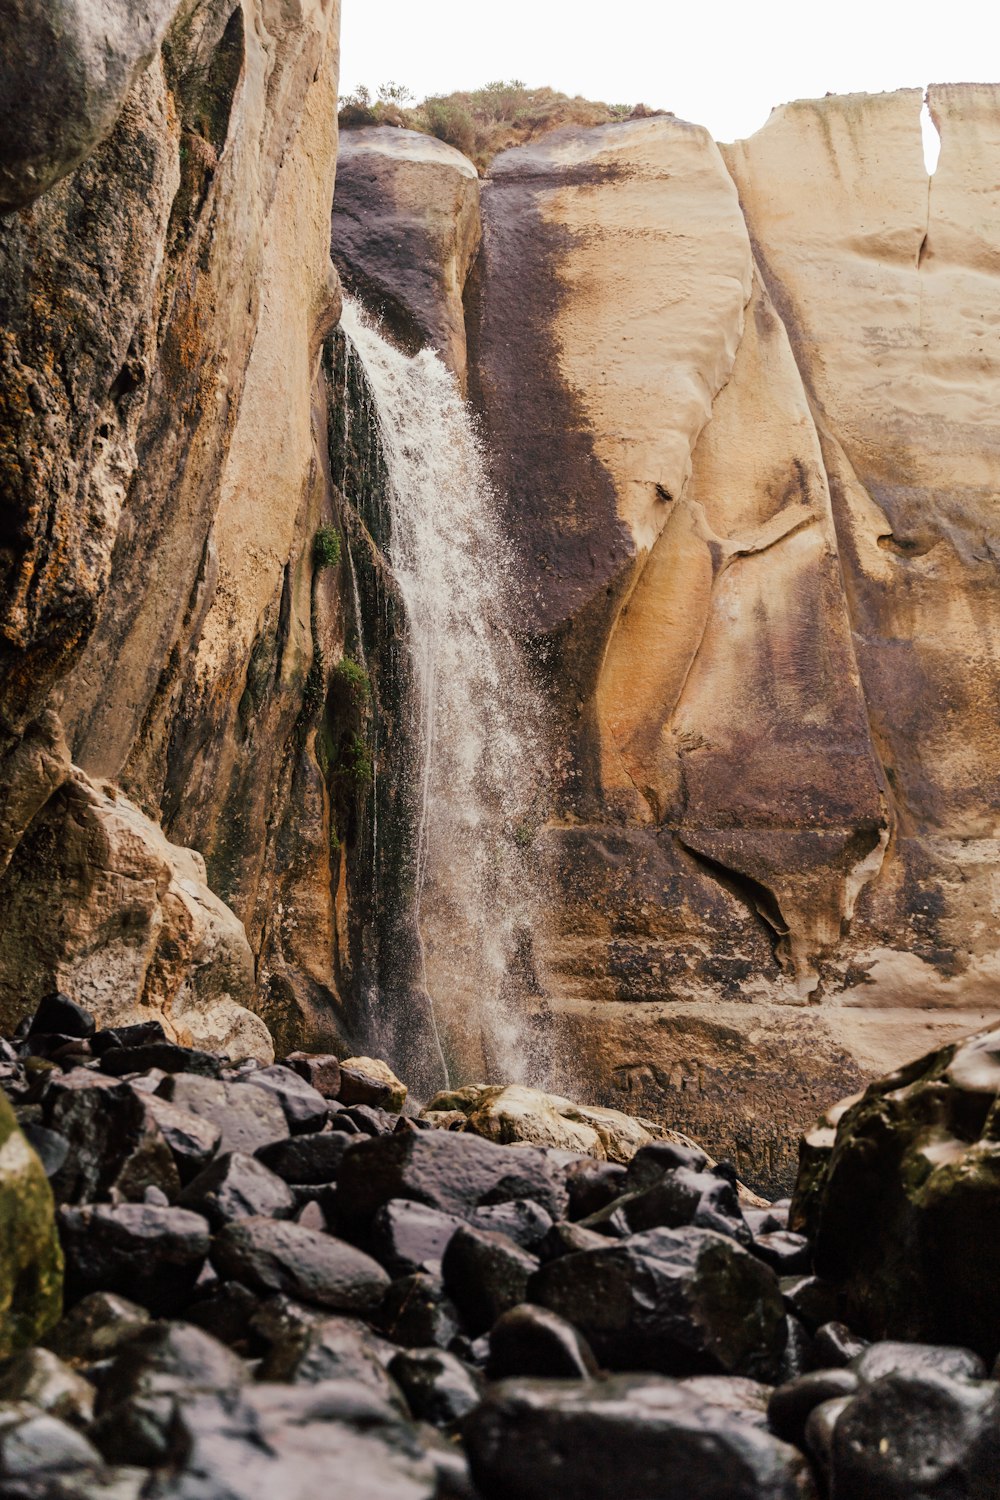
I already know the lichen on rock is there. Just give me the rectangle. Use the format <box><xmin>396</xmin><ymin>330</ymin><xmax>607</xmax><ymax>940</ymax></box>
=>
<box><xmin>0</xmin><ymin>1090</ymin><xmax>63</xmax><ymax>1356</ymax></box>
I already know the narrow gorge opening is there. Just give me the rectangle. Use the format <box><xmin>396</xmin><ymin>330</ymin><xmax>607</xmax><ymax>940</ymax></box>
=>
<box><xmin>336</xmin><ymin>302</ymin><xmax>552</xmax><ymax>1098</ymax></box>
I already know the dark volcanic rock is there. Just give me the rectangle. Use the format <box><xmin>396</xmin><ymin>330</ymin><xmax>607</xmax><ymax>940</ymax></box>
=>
<box><xmin>794</xmin><ymin>1024</ymin><xmax>1000</xmax><ymax>1360</ymax></box>
<box><xmin>336</xmin><ymin>1130</ymin><xmax>569</xmax><ymax>1231</ymax></box>
<box><xmin>625</xmin><ymin>1140</ymin><xmax>709</xmax><ymax>1192</ymax></box>
<box><xmin>0</xmin><ymin>1347</ymin><xmax>95</xmax><ymax>1425</ymax></box>
<box><xmin>768</xmin><ymin>1368</ymin><xmax>860</xmax><ymax>1446</ymax></box>
<box><xmin>369</xmin><ymin>1199</ymin><xmax>464</xmax><ymax>1276</ymax></box>
<box><xmin>58</xmin><ymin>1203</ymin><xmax>210</xmax><ymax>1313</ymax></box>
<box><xmin>487</xmin><ymin>1304</ymin><xmax>599</xmax><ymax>1380</ymax></box>
<box><xmin>184</xmin><ymin>1282</ymin><xmax>261</xmax><ymax>1353</ymax></box>
<box><xmin>621</xmin><ymin>1167</ymin><xmax>751</xmax><ymax>1245</ymax></box>
<box><xmin>565</xmin><ymin>1159</ymin><xmax>628</xmax><ymax>1219</ymax></box>
<box><xmin>91</xmin><ymin>1022</ymin><xmax>168</xmax><ymax>1057</ymax></box>
<box><xmin>468</xmin><ymin>1199</ymin><xmax>553</xmax><ymax>1250</ymax></box>
<box><xmin>284</xmin><ymin>1052</ymin><xmax>342</xmax><ymax>1099</ymax></box>
<box><xmin>178</xmin><ymin>1152</ymin><xmax>296</xmax><ymax>1229</ymax></box>
<box><xmin>100</xmin><ymin>1043</ymin><xmax>222</xmax><ymax>1079</ymax></box>
<box><xmin>144</xmin><ymin>1381</ymin><xmax>440</xmax><ymax>1500</ymax></box>
<box><xmin>42</xmin><ymin>1291</ymin><xmax>150</xmax><ymax>1366</ymax></box>
<box><xmin>441</xmin><ymin>1225</ymin><xmax>538</xmax><ymax>1336</ymax></box>
<box><xmin>465</xmin><ymin>1375</ymin><xmax>815</xmax><ymax>1500</ymax></box>
<box><xmin>27</xmin><ymin>995</ymin><xmax>94</xmax><ymax>1040</ymax></box>
<box><xmin>529</xmin><ymin>1226</ymin><xmax>787</xmax><ymax>1380</ymax></box>
<box><xmin>0</xmin><ymin>1404</ymin><xmax>102</xmax><ymax>1481</ymax></box>
<box><xmin>255</xmin><ymin>1131</ymin><xmax>358</xmax><ymax>1185</ymax></box>
<box><xmin>258</xmin><ymin>1313</ymin><xmax>399</xmax><ymax>1403</ymax></box>
<box><xmin>44</xmin><ymin>1070</ymin><xmax>180</xmax><ymax>1204</ymax></box>
<box><xmin>752</xmin><ymin>1232</ymin><xmax>811</xmax><ymax>1275</ymax></box>
<box><xmin>388</xmin><ymin>1349</ymin><xmax>481</xmax><ymax>1427</ymax></box>
<box><xmin>156</xmin><ymin>1077</ymin><xmax>288</xmax><ymax>1156</ymax></box>
<box><xmin>96</xmin><ymin>1321</ymin><xmax>245</xmax><ymax>1411</ymax></box>
<box><xmin>211</xmin><ymin>1218</ymin><xmax>390</xmax><ymax>1312</ymax></box>
<box><xmin>812</xmin><ymin>1321</ymin><xmax>868</xmax><ymax>1368</ymax></box>
<box><xmin>851</xmin><ymin>1340</ymin><xmax>987</xmax><ymax>1386</ymax></box>
<box><xmin>144</xmin><ymin>1096</ymin><xmax>221</xmax><ymax>1185</ymax></box>
<box><xmin>378</xmin><ymin>1274</ymin><xmax>461</xmax><ymax>1350</ymax></box>
<box><xmin>245</xmin><ymin>1066</ymin><xmax>329</xmax><ymax>1134</ymax></box>
<box><xmin>829</xmin><ymin>1371</ymin><xmax>1000</xmax><ymax>1499</ymax></box>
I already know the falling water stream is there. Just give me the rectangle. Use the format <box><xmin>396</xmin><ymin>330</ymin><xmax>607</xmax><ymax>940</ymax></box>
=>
<box><xmin>339</xmin><ymin>301</ymin><xmax>549</xmax><ymax>1090</ymax></box>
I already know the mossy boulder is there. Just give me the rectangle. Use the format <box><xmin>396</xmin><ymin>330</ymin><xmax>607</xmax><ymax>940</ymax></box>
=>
<box><xmin>0</xmin><ymin>1090</ymin><xmax>63</xmax><ymax>1354</ymax></box>
<box><xmin>791</xmin><ymin>1023</ymin><xmax>1000</xmax><ymax>1362</ymax></box>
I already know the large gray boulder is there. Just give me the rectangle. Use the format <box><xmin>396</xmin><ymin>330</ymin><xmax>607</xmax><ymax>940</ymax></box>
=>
<box><xmin>0</xmin><ymin>0</ymin><xmax>184</xmax><ymax>209</ymax></box>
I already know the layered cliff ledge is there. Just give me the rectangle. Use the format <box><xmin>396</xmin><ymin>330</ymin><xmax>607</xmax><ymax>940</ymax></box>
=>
<box><xmin>335</xmin><ymin>87</ymin><xmax>1000</xmax><ymax>1191</ymax></box>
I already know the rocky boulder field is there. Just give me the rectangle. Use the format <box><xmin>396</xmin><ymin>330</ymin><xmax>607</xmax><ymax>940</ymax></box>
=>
<box><xmin>2</xmin><ymin>997</ymin><xmax>1000</xmax><ymax>1498</ymax></box>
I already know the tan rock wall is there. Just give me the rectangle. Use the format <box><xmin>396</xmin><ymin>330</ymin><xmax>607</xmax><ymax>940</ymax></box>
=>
<box><xmin>465</xmin><ymin>96</ymin><xmax>1000</xmax><ymax>1190</ymax></box>
<box><xmin>0</xmin><ymin>0</ymin><xmax>349</xmax><ymax>1055</ymax></box>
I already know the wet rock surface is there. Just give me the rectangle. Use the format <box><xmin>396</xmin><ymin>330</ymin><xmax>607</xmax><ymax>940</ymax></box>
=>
<box><xmin>2</xmin><ymin>1004</ymin><xmax>1000</xmax><ymax>1498</ymax></box>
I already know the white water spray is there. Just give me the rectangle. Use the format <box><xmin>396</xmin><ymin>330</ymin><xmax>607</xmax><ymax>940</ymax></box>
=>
<box><xmin>340</xmin><ymin>301</ymin><xmax>549</xmax><ymax>1087</ymax></box>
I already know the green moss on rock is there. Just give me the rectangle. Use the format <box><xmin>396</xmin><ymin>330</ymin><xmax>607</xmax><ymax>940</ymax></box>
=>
<box><xmin>0</xmin><ymin>1090</ymin><xmax>63</xmax><ymax>1355</ymax></box>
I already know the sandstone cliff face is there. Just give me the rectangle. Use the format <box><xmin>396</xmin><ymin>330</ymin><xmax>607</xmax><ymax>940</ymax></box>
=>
<box><xmin>333</xmin><ymin>127</ymin><xmax>481</xmax><ymax>387</ymax></box>
<box><xmin>338</xmin><ymin>94</ymin><xmax>1000</xmax><ymax>1192</ymax></box>
<box><xmin>0</xmin><ymin>0</ymin><xmax>348</xmax><ymax>1059</ymax></box>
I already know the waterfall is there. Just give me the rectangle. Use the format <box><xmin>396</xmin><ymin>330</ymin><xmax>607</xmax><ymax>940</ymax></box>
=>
<box><xmin>339</xmin><ymin>300</ymin><xmax>549</xmax><ymax>1091</ymax></box>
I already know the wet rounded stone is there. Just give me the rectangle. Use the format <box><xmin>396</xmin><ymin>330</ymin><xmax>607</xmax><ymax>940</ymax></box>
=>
<box><xmin>812</xmin><ymin>1320</ymin><xmax>868</xmax><ymax>1368</ymax></box>
<box><xmin>211</xmin><ymin>1217</ymin><xmax>390</xmax><ymax>1312</ymax></box>
<box><xmin>378</xmin><ymin>1274</ymin><xmax>461</xmax><ymax>1350</ymax></box>
<box><xmin>441</xmin><ymin>1225</ymin><xmax>538</xmax><ymax>1336</ymax></box>
<box><xmin>851</xmin><ymin>1339</ymin><xmax>988</xmax><ymax>1386</ymax></box>
<box><xmin>830</xmin><ymin>1371</ymin><xmax>1000</xmax><ymax>1499</ymax></box>
<box><xmin>143</xmin><ymin>1096</ymin><xmax>221</xmax><ymax>1185</ymax></box>
<box><xmin>388</xmin><ymin>1349</ymin><xmax>481</xmax><ymax>1427</ymax></box>
<box><xmin>0</xmin><ymin>1402</ymin><xmax>102</xmax><ymax>1479</ymax></box>
<box><xmin>42</xmin><ymin>1292</ymin><xmax>150</xmax><ymax>1365</ymax></box>
<box><xmin>283</xmin><ymin>1052</ymin><xmax>342</xmax><ymax>1099</ymax></box>
<box><xmin>468</xmin><ymin>1199</ymin><xmax>553</xmax><ymax>1250</ymax></box>
<box><xmin>565</xmin><ymin>1159</ymin><xmax>628</xmax><ymax>1220</ymax></box>
<box><xmin>178</xmin><ymin>1152</ymin><xmax>296</xmax><ymax>1229</ymax></box>
<box><xmin>100</xmin><ymin>1044</ymin><xmax>222</xmax><ymax>1079</ymax></box>
<box><xmin>768</xmin><ymin>1367</ymin><xmax>860</xmax><ymax>1446</ymax></box>
<box><xmin>27</xmin><ymin>995</ymin><xmax>95</xmax><ymax>1041</ymax></box>
<box><xmin>96</xmin><ymin>1321</ymin><xmax>247</xmax><ymax>1409</ymax></box>
<box><xmin>621</xmin><ymin>1167</ymin><xmax>751</xmax><ymax>1246</ymax></box>
<box><xmin>752</xmin><ymin>1232</ymin><xmax>811</xmax><ymax>1275</ymax></box>
<box><xmin>58</xmin><ymin>1203</ymin><xmax>210</xmax><ymax>1314</ymax></box>
<box><xmin>0</xmin><ymin>1347</ymin><xmax>94</xmax><ymax>1425</ymax></box>
<box><xmin>156</xmin><ymin>1077</ymin><xmax>288</xmax><ymax>1157</ymax></box>
<box><xmin>43</xmin><ymin>1071</ymin><xmax>180</xmax><ymax>1206</ymax></box>
<box><xmin>258</xmin><ymin>1313</ymin><xmax>400</xmax><ymax>1404</ymax></box>
<box><xmin>338</xmin><ymin>1057</ymin><xmax>408</xmax><ymax>1113</ymax></box>
<box><xmin>625</xmin><ymin>1141</ymin><xmax>708</xmax><ymax>1193</ymax></box>
<box><xmin>336</xmin><ymin>1130</ymin><xmax>568</xmax><ymax>1232</ymax></box>
<box><xmin>255</xmin><ymin>1131</ymin><xmax>358</xmax><ymax>1185</ymax></box>
<box><xmin>487</xmin><ymin>1304</ymin><xmax>599</xmax><ymax>1381</ymax></box>
<box><xmin>529</xmin><ymin>1226</ymin><xmax>787</xmax><ymax>1381</ymax></box>
<box><xmin>369</xmin><ymin>1199</ymin><xmax>464</xmax><ymax>1277</ymax></box>
<box><xmin>245</xmin><ymin>1067</ymin><xmax>329</xmax><ymax>1134</ymax></box>
<box><xmin>465</xmin><ymin>1376</ymin><xmax>815</xmax><ymax>1500</ymax></box>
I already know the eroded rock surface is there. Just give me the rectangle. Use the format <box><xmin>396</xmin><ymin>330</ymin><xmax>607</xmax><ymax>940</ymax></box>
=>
<box><xmin>333</xmin><ymin>127</ymin><xmax>481</xmax><ymax>386</ymax></box>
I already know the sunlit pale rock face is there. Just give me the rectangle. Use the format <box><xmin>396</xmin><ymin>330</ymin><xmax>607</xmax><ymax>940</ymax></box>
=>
<box><xmin>462</xmin><ymin>90</ymin><xmax>1000</xmax><ymax>1192</ymax></box>
<box><xmin>331</xmin><ymin>106</ymin><xmax>1000</xmax><ymax>1184</ymax></box>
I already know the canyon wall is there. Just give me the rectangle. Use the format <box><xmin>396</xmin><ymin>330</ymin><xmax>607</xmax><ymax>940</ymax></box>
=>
<box><xmin>336</xmin><ymin>89</ymin><xmax>1000</xmax><ymax>1192</ymax></box>
<box><xmin>0</xmin><ymin>0</ymin><xmax>354</xmax><ymax>1059</ymax></box>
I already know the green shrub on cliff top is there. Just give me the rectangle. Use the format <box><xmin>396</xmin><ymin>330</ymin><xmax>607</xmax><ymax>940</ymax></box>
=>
<box><xmin>339</xmin><ymin>80</ymin><xmax>665</xmax><ymax>171</ymax></box>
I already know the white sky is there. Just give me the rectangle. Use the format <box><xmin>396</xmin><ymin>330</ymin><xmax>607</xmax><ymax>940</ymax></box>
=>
<box><xmin>340</xmin><ymin>0</ymin><xmax>998</xmax><ymax>146</ymax></box>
